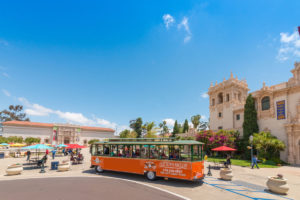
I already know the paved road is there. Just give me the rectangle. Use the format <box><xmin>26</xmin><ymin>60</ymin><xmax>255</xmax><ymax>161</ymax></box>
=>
<box><xmin>0</xmin><ymin>177</ymin><xmax>184</xmax><ymax>200</ymax></box>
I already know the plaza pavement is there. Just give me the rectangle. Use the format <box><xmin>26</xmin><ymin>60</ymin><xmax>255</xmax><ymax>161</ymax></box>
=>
<box><xmin>0</xmin><ymin>148</ymin><xmax>298</xmax><ymax>200</ymax></box>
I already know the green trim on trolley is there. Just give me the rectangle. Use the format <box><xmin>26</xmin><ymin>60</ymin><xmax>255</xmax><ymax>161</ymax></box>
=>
<box><xmin>95</xmin><ymin>139</ymin><xmax>203</xmax><ymax>145</ymax></box>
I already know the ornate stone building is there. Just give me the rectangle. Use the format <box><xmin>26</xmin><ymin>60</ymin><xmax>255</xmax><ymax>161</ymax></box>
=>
<box><xmin>1</xmin><ymin>121</ymin><xmax>115</xmax><ymax>145</ymax></box>
<box><xmin>208</xmin><ymin>62</ymin><xmax>300</xmax><ymax>165</ymax></box>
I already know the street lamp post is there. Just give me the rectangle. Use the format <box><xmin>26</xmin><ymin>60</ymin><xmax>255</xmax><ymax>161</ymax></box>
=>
<box><xmin>249</xmin><ymin>135</ymin><xmax>253</xmax><ymax>164</ymax></box>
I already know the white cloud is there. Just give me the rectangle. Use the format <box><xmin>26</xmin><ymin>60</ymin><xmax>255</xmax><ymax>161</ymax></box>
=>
<box><xmin>2</xmin><ymin>89</ymin><xmax>11</xmax><ymax>97</ymax></box>
<box><xmin>277</xmin><ymin>30</ymin><xmax>300</xmax><ymax>61</ymax></box>
<box><xmin>96</xmin><ymin>118</ymin><xmax>117</xmax><ymax>129</ymax></box>
<box><xmin>162</xmin><ymin>14</ymin><xmax>175</xmax><ymax>29</ymax></box>
<box><xmin>178</xmin><ymin>17</ymin><xmax>192</xmax><ymax>43</ymax></box>
<box><xmin>201</xmin><ymin>92</ymin><xmax>209</xmax><ymax>99</ymax></box>
<box><xmin>26</xmin><ymin>104</ymin><xmax>53</xmax><ymax>116</ymax></box>
<box><xmin>17</xmin><ymin>97</ymin><xmax>127</xmax><ymax>134</ymax></box>
<box><xmin>162</xmin><ymin>14</ymin><xmax>192</xmax><ymax>43</ymax></box>
<box><xmin>55</xmin><ymin>111</ymin><xmax>93</xmax><ymax>124</ymax></box>
<box><xmin>201</xmin><ymin>115</ymin><xmax>208</xmax><ymax>121</ymax></box>
<box><xmin>184</xmin><ymin>35</ymin><xmax>191</xmax><ymax>43</ymax></box>
<box><xmin>163</xmin><ymin>118</ymin><xmax>175</xmax><ymax>127</ymax></box>
<box><xmin>178</xmin><ymin>17</ymin><xmax>190</xmax><ymax>34</ymax></box>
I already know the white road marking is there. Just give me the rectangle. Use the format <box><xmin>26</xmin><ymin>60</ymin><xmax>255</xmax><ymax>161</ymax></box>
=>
<box><xmin>0</xmin><ymin>175</ymin><xmax>190</xmax><ymax>200</ymax></box>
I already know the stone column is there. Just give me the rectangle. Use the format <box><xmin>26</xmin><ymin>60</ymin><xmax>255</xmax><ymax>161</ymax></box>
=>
<box><xmin>286</xmin><ymin>125</ymin><xmax>295</xmax><ymax>164</ymax></box>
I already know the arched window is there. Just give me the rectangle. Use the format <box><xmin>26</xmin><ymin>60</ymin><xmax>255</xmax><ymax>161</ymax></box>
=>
<box><xmin>218</xmin><ymin>93</ymin><xmax>223</xmax><ymax>104</ymax></box>
<box><xmin>211</xmin><ymin>98</ymin><xmax>215</xmax><ymax>106</ymax></box>
<box><xmin>261</xmin><ymin>96</ymin><xmax>270</xmax><ymax>110</ymax></box>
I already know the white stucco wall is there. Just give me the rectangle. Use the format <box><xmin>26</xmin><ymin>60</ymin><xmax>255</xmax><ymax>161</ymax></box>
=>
<box><xmin>2</xmin><ymin>126</ymin><xmax>53</xmax><ymax>142</ymax></box>
<box><xmin>2</xmin><ymin>125</ymin><xmax>116</xmax><ymax>145</ymax></box>
<box><xmin>233</xmin><ymin>111</ymin><xmax>244</xmax><ymax>134</ymax></box>
<box><xmin>80</xmin><ymin>130</ymin><xmax>115</xmax><ymax>144</ymax></box>
<box><xmin>257</xmin><ymin>95</ymin><xmax>289</xmax><ymax>161</ymax></box>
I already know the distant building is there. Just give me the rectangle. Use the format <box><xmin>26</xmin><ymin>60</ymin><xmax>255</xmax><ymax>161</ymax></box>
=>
<box><xmin>208</xmin><ymin>62</ymin><xmax>300</xmax><ymax>165</ymax></box>
<box><xmin>1</xmin><ymin>121</ymin><xmax>115</xmax><ymax>145</ymax></box>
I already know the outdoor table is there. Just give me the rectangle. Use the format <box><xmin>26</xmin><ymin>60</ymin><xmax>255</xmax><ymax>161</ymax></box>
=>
<box><xmin>71</xmin><ymin>156</ymin><xmax>78</xmax><ymax>164</ymax></box>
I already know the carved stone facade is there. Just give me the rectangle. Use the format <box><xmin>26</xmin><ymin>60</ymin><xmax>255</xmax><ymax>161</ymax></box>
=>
<box><xmin>208</xmin><ymin>72</ymin><xmax>249</xmax><ymax>134</ymax></box>
<box><xmin>56</xmin><ymin>124</ymin><xmax>80</xmax><ymax>145</ymax></box>
<box><xmin>208</xmin><ymin>62</ymin><xmax>300</xmax><ymax>165</ymax></box>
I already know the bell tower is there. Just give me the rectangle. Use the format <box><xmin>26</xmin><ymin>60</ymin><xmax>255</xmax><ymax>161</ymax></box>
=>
<box><xmin>208</xmin><ymin>73</ymin><xmax>249</xmax><ymax>132</ymax></box>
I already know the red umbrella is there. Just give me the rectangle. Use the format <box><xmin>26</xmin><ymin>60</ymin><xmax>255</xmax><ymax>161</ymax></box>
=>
<box><xmin>212</xmin><ymin>145</ymin><xmax>236</xmax><ymax>151</ymax></box>
<box><xmin>66</xmin><ymin>144</ymin><xmax>86</xmax><ymax>149</ymax></box>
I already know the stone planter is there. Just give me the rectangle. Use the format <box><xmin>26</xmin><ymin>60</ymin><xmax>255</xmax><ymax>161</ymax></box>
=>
<box><xmin>4</xmin><ymin>151</ymin><xmax>10</xmax><ymax>158</ymax></box>
<box><xmin>58</xmin><ymin>161</ymin><xmax>70</xmax><ymax>172</ymax></box>
<box><xmin>266</xmin><ymin>176</ymin><xmax>289</xmax><ymax>195</ymax></box>
<box><xmin>6</xmin><ymin>164</ymin><xmax>23</xmax><ymax>175</ymax></box>
<box><xmin>220</xmin><ymin>168</ymin><xmax>233</xmax><ymax>181</ymax></box>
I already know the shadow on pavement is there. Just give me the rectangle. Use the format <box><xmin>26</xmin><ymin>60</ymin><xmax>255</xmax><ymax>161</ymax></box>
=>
<box><xmin>82</xmin><ymin>169</ymin><xmax>204</xmax><ymax>188</ymax></box>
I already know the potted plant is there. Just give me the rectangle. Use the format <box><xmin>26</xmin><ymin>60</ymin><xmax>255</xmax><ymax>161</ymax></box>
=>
<box><xmin>219</xmin><ymin>166</ymin><xmax>233</xmax><ymax>181</ymax></box>
<box><xmin>58</xmin><ymin>160</ymin><xmax>70</xmax><ymax>172</ymax></box>
<box><xmin>266</xmin><ymin>174</ymin><xmax>289</xmax><ymax>195</ymax></box>
<box><xmin>6</xmin><ymin>163</ymin><xmax>23</xmax><ymax>175</ymax></box>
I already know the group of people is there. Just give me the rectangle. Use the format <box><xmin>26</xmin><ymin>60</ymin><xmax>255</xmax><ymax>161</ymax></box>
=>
<box><xmin>26</xmin><ymin>147</ymin><xmax>83</xmax><ymax>161</ymax></box>
<box><xmin>219</xmin><ymin>154</ymin><xmax>260</xmax><ymax>169</ymax></box>
<box><xmin>101</xmin><ymin>146</ymin><xmax>182</xmax><ymax>160</ymax></box>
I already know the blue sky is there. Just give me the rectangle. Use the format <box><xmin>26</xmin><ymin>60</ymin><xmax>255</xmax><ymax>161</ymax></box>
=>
<box><xmin>1</xmin><ymin>0</ymin><xmax>300</xmax><ymax>133</ymax></box>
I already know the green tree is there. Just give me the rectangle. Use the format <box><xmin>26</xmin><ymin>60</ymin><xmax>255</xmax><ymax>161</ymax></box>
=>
<box><xmin>119</xmin><ymin>129</ymin><xmax>130</xmax><ymax>138</ymax></box>
<box><xmin>24</xmin><ymin>137</ymin><xmax>40</xmax><ymax>145</ymax></box>
<box><xmin>0</xmin><ymin>105</ymin><xmax>30</xmax><ymax>122</ymax></box>
<box><xmin>119</xmin><ymin>129</ymin><xmax>137</xmax><ymax>138</ymax></box>
<box><xmin>129</xmin><ymin>117</ymin><xmax>143</xmax><ymax>138</ymax></box>
<box><xmin>178</xmin><ymin>123</ymin><xmax>184</xmax><ymax>133</ymax></box>
<box><xmin>242</xmin><ymin>94</ymin><xmax>259</xmax><ymax>140</ymax></box>
<box><xmin>252</xmin><ymin>131</ymin><xmax>285</xmax><ymax>162</ymax></box>
<box><xmin>172</xmin><ymin>120</ymin><xmax>179</xmax><ymax>137</ymax></box>
<box><xmin>88</xmin><ymin>139</ymin><xmax>99</xmax><ymax>144</ymax></box>
<box><xmin>7</xmin><ymin>136</ymin><xmax>23</xmax><ymax>143</ymax></box>
<box><xmin>159</xmin><ymin>121</ymin><xmax>169</xmax><ymax>137</ymax></box>
<box><xmin>183</xmin><ymin>119</ymin><xmax>189</xmax><ymax>133</ymax></box>
<box><xmin>191</xmin><ymin>115</ymin><xmax>201</xmax><ymax>129</ymax></box>
<box><xmin>143</xmin><ymin>122</ymin><xmax>158</xmax><ymax>138</ymax></box>
<box><xmin>0</xmin><ymin>136</ymin><xmax>8</xmax><ymax>143</ymax></box>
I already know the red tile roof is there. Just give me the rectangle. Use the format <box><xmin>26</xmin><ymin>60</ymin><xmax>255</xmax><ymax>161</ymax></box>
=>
<box><xmin>2</xmin><ymin>121</ymin><xmax>115</xmax><ymax>132</ymax></box>
<box><xmin>2</xmin><ymin>121</ymin><xmax>53</xmax><ymax>128</ymax></box>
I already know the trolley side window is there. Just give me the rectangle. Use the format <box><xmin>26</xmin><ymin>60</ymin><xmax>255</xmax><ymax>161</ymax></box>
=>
<box><xmin>192</xmin><ymin>145</ymin><xmax>201</xmax><ymax>161</ymax></box>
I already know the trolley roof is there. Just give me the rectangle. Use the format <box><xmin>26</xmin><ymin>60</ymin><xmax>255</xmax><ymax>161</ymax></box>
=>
<box><xmin>95</xmin><ymin>139</ymin><xmax>203</xmax><ymax>145</ymax></box>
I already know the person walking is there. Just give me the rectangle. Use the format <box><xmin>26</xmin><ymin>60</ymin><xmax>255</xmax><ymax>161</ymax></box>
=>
<box><xmin>226</xmin><ymin>155</ymin><xmax>231</xmax><ymax>168</ymax></box>
<box><xmin>62</xmin><ymin>148</ymin><xmax>66</xmax><ymax>156</ymax></box>
<box><xmin>251</xmin><ymin>155</ymin><xmax>259</xmax><ymax>169</ymax></box>
<box><xmin>52</xmin><ymin>149</ymin><xmax>57</xmax><ymax>160</ymax></box>
<box><xmin>46</xmin><ymin>149</ymin><xmax>49</xmax><ymax>156</ymax></box>
<box><xmin>26</xmin><ymin>150</ymin><xmax>31</xmax><ymax>161</ymax></box>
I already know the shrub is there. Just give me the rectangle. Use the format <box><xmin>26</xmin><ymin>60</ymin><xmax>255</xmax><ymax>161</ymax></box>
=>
<box><xmin>24</xmin><ymin>137</ymin><xmax>40</xmax><ymax>145</ymax></box>
<box><xmin>252</xmin><ymin>131</ymin><xmax>285</xmax><ymax>162</ymax></box>
<box><xmin>88</xmin><ymin>139</ymin><xmax>100</xmax><ymax>144</ymax></box>
<box><xmin>196</xmin><ymin>130</ymin><xmax>240</xmax><ymax>154</ymax></box>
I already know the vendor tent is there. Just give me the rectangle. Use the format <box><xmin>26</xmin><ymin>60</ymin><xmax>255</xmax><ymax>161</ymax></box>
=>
<box><xmin>212</xmin><ymin>146</ymin><xmax>236</xmax><ymax>151</ymax></box>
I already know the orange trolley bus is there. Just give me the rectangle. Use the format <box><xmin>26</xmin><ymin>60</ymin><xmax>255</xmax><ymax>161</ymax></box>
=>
<box><xmin>90</xmin><ymin>138</ymin><xmax>205</xmax><ymax>181</ymax></box>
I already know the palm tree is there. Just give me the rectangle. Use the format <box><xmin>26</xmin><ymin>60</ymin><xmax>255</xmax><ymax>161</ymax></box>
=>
<box><xmin>191</xmin><ymin>115</ymin><xmax>201</xmax><ymax>129</ymax></box>
<box><xmin>143</xmin><ymin>122</ymin><xmax>158</xmax><ymax>138</ymax></box>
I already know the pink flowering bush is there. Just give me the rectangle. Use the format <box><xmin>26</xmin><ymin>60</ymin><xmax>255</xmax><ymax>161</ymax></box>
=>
<box><xmin>196</xmin><ymin>130</ymin><xmax>240</xmax><ymax>153</ymax></box>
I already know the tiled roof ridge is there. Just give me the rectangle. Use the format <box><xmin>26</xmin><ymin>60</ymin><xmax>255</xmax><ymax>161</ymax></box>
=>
<box><xmin>2</xmin><ymin>120</ymin><xmax>114</xmax><ymax>132</ymax></box>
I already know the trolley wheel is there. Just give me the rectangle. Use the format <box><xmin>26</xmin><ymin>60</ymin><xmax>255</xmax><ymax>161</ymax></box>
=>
<box><xmin>95</xmin><ymin>165</ymin><xmax>104</xmax><ymax>173</ymax></box>
<box><xmin>146</xmin><ymin>171</ymin><xmax>156</xmax><ymax>181</ymax></box>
